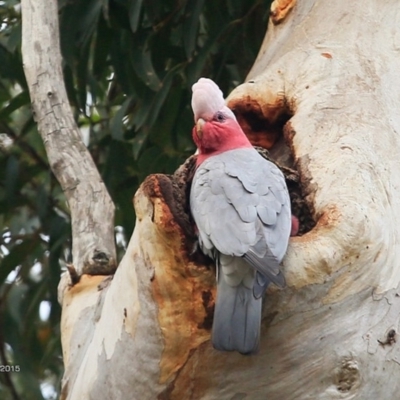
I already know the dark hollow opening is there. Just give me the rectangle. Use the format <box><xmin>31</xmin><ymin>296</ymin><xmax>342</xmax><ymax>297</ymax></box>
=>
<box><xmin>231</xmin><ymin>102</ymin><xmax>315</xmax><ymax>236</ymax></box>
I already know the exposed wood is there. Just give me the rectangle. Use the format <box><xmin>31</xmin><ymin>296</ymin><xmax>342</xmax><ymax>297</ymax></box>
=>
<box><xmin>23</xmin><ymin>0</ymin><xmax>400</xmax><ymax>398</ymax></box>
<box><xmin>59</xmin><ymin>172</ymin><xmax>215</xmax><ymax>399</ymax></box>
<box><xmin>270</xmin><ymin>0</ymin><xmax>297</xmax><ymax>25</ymax></box>
<box><xmin>21</xmin><ymin>0</ymin><xmax>116</xmax><ymax>276</ymax></box>
<box><xmin>59</xmin><ymin>171</ymin><xmax>400</xmax><ymax>399</ymax></box>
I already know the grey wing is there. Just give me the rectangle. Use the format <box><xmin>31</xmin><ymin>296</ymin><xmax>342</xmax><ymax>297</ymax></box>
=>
<box><xmin>190</xmin><ymin>160</ymin><xmax>258</xmax><ymax>258</ymax></box>
<box><xmin>190</xmin><ymin>150</ymin><xmax>291</xmax><ymax>289</ymax></box>
<box><xmin>243</xmin><ymin>158</ymin><xmax>291</xmax><ymax>292</ymax></box>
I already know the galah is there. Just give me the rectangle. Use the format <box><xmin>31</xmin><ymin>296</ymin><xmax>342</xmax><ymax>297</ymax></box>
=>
<box><xmin>190</xmin><ymin>78</ymin><xmax>291</xmax><ymax>354</ymax></box>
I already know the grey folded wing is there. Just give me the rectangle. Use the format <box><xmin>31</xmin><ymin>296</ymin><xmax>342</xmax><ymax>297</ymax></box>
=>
<box><xmin>190</xmin><ymin>148</ymin><xmax>291</xmax><ymax>290</ymax></box>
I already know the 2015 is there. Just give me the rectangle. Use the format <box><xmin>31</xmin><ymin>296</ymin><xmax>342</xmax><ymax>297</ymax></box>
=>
<box><xmin>0</xmin><ymin>365</ymin><xmax>20</xmax><ymax>372</ymax></box>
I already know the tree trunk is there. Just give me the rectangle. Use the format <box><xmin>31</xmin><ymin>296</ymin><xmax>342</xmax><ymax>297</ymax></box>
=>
<box><xmin>21</xmin><ymin>0</ymin><xmax>116</xmax><ymax>277</ymax></box>
<box><xmin>23</xmin><ymin>0</ymin><xmax>400</xmax><ymax>398</ymax></box>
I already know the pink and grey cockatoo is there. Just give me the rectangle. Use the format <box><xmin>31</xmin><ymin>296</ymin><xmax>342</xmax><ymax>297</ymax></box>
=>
<box><xmin>190</xmin><ymin>78</ymin><xmax>291</xmax><ymax>354</ymax></box>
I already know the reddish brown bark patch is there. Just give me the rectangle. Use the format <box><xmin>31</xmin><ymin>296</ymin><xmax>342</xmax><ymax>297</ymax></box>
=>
<box><xmin>270</xmin><ymin>0</ymin><xmax>297</xmax><ymax>25</ymax></box>
<box><xmin>229</xmin><ymin>96</ymin><xmax>291</xmax><ymax>150</ymax></box>
<box><xmin>228</xmin><ymin>91</ymin><xmax>315</xmax><ymax>235</ymax></box>
<box><xmin>142</xmin><ymin>161</ymin><xmax>192</xmax><ymax>245</ymax></box>
<box><xmin>141</xmin><ymin>170</ymin><xmax>216</xmax><ymax>384</ymax></box>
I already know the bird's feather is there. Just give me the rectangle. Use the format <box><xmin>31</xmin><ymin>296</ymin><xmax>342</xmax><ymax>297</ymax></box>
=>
<box><xmin>189</xmin><ymin>78</ymin><xmax>291</xmax><ymax>354</ymax></box>
<box><xmin>212</xmin><ymin>256</ymin><xmax>262</xmax><ymax>354</ymax></box>
<box><xmin>191</xmin><ymin>147</ymin><xmax>291</xmax><ymax>268</ymax></box>
<box><xmin>191</xmin><ymin>78</ymin><xmax>237</xmax><ymax>122</ymax></box>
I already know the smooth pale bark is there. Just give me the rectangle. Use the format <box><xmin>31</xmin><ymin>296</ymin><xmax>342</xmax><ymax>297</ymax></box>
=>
<box><xmin>23</xmin><ymin>0</ymin><xmax>400</xmax><ymax>398</ymax></box>
<box><xmin>21</xmin><ymin>0</ymin><xmax>116</xmax><ymax>276</ymax></box>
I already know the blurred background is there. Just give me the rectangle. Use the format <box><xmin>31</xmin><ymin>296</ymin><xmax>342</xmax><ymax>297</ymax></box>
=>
<box><xmin>0</xmin><ymin>0</ymin><xmax>272</xmax><ymax>398</ymax></box>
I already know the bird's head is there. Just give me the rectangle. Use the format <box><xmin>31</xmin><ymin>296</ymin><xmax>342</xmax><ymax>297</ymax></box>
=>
<box><xmin>191</xmin><ymin>78</ymin><xmax>252</xmax><ymax>164</ymax></box>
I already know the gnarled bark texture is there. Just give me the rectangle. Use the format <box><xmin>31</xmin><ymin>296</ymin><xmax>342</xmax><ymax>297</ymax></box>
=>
<box><xmin>23</xmin><ymin>0</ymin><xmax>400</xmax><ymax>398</ymax></box>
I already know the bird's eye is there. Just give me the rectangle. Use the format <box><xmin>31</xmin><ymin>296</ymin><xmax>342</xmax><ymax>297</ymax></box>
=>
<box><xmin>215</xmin><ymin>112</ymin><xmax>225</xmax><ymax>122</ymax></box>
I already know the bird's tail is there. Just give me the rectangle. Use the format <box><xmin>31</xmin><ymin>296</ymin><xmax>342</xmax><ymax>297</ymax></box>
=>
<box><xmin>212</xmin><ymin>257</ymin><xmax>262</xmax><ymax>355</ymax></box>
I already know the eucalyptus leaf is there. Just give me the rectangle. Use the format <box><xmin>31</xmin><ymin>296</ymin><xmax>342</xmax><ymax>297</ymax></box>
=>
<box><xmin>129</xmin><ymin>0</ymin><xmax>143</xmax><ymax>33</ymax></box>
<box><xmin>5</xmin><ymin>155</ymin><xmax>19</xmax><ymax>206</ymax></box>
<box><xmin>0</xmin><ymin>91</ymin><xmax>30</xmax><ymax>119</ymax></box>
<box><xmin>0</xmin><ymin>239</ymin><xmax>39</xmax><ymax>285</ymax></box>
<box><xmin>183</xmin><ymin>0</ymin><xmax>205</xmax><ymax>59</ymax></box>
<box><xmin>110</xmin><ymin>97</ymin><xmax>132</xmax><ymax>141</ymax></box>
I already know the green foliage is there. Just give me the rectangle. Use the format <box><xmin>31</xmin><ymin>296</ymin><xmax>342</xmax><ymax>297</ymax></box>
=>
<box><xmin>0</xmin><ymin>0</ymin><xmax>271</xmax><ymax>397</ymax></box>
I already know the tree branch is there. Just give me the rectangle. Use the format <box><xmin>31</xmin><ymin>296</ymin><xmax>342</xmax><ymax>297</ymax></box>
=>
<box><xmin>21</xmin><ymin>0</ymin><xmax>116</xmax><ymax>277</ymax></box>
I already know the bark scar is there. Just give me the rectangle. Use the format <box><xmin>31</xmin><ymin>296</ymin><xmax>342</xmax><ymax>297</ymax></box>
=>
<box><xmin>141</xmin><ymin>167</ymin><xmax>216</xmax><ymax>384</ymax></box>
<box><xmin>228</xmin><ymin>91</ymin><xmax>315</xmax><ymax>235</ymax></box>
<box><xmin>270</xmin><ymin>0</ymin><xmax>297</xmax><ymax>25</ymax></box>
<box><xmin>378</xmin><ymin>329</ymin><xmax>397</xmax><ymax>346</ymax></box>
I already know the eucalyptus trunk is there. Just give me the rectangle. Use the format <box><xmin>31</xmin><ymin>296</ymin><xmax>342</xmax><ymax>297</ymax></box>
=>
<box><xmin>21</xmin><ymin>0</ymin><xmax>400</xmax><ymax>398</ymax></box>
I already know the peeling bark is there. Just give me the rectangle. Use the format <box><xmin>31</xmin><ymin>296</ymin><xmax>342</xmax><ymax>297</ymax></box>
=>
<box><xmin>22</xmin><ymin>0</ymin><xmax>400</xmax><ymax>398</ymax></box>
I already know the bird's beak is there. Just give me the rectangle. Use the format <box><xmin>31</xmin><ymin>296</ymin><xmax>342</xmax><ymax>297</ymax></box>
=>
<box><xmin>196</xmin><ymin>118</ymin><xmax>205</xmax><ymax>139</ymax></box>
